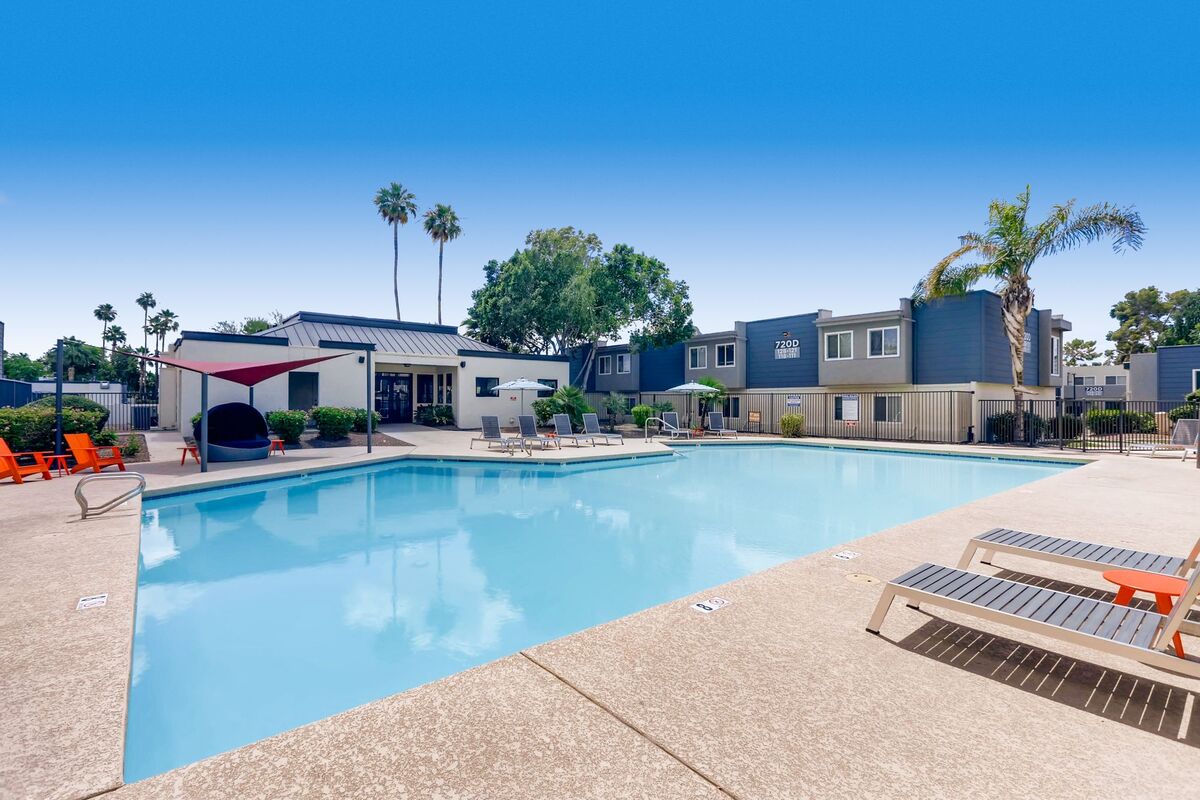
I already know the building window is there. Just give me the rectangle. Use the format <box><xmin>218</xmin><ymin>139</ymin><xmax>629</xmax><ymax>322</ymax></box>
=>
<box><xmin>475</xmin><ymin>377</ymin><xmax>499</xmax><ymax>397</ymax></box>
<box><xmin>616</xmin><ymin>353</ymin><xmax>631</xmax><ymax>374</ymax></box>
<box><xmin>537</xmin><ymin>378</ymin><xmax>557</xmax><ymax>398</ymax></box>
<box><xmin>1105</xmin><ymin>375</ymin><xmax>1126</xmax><ymax>386</ymax></box>
<box><xmin>867</xmin><ymin>326</ymin><xmax>899</xmax><ymax>358</ymax></box>
<box><xmin>598</xmin><ymin>355</ymin><xmax>612</xmax><ymax>376</ymax></box>
<box><xmin>1193</xmin><ymin>370</ymin><xmax>1200</xmax><ymax>393</ymax></box>
<box><xmin>723</xmin><ymin>396</ymin><xmax>740</xmax><ymax>418</ymax></box>
<box><xmin>1074</xmin><ymin>376</ymin><xmax>1095</xmax><ymax>386</ymax></box>
<box><xmin>1051</xmin><ymin>335</ymin><xmax>1062</xmax><ymax>377</ymax></box>
<box><xmin>715</xmin><ymin>343</ymin><xmax>735</xmax><ymax>368</ymax></box>
<box><xmin>824</xmin><ymin>331</ymin><xmax>853</xmax><ymax>361</ymax></box>
<box><xmin>873</xmin><ymin>395</ymin><xmax>901</xmax><ymax>423</ymax></box>
<box><xmin>445</xmin><ymin>372</ymin><xmax>453</xmax><ymax>404</ymax></box>
<box><xmin>689</xmin><ymin>346</ymin><xmax>707</xmax><ymax>370</ymax></box>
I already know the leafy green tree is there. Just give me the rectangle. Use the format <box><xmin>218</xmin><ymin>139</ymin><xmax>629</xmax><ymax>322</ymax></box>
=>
<box><xmin>93</xmin><ymin>303</ymin><xmax>116</xmax><ymax>355</ymax></box>
<box><xmin>373</xmin><ymin>182</ymin><xmax>419</xmax><ymax>321</ymax></box>
<box><xmin>1107</xmin><ymin>287</ymin><xmax>1171</xmax><ymax>362</ymax></box>
<box><xmin>1062</xmin><ymin>338</ymin><xmax>1100</xmax><ymax>367</ymax></box>
<box><xmin>212</xmin><ymin>317</ymin><xmax>271</xmax><ymax>334</ymax></box>
<box><xmin>1163</xmin><ymin>289</ymin><xmax>1200</xmax><ymax>346</ymax></box>
<box><xmin>916</xmin><ymin>186</ymin><xmax>1144</xmax><ymax>440</ymax></box>
<box><xmin>2</xmin><ymin>351</ymin><xmax>44</xmax><ymax>381</ymax></box>
<box><xmin>464</xmin><ymin>228</ymin><xmax>694</xmax><ymax>386</ymax></box>
<box><xmin>423</xmin><ymin>203</ymin><xmax>463</xmax><ymax>325</ymax></box>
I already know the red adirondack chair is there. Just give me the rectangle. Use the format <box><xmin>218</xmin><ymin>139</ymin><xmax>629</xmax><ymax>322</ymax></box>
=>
<box><xmin>0</xmin><ymin>437</ymin><xmax>54</xmax><ymax>484</ymax></box>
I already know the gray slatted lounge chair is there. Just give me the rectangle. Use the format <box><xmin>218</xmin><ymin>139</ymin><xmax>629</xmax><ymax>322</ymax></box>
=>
<box><xmin>470</xmin><ymin>416</ymin><xmax>525</xmax><ymax>455</ymax></box>
<box><xmin>867</xmin><ymin>562</ymin><xmax>1200</xmax><ymax>678</ymax></box>
<box><xmin>583</xmin><ymin>413</ymin><xmax>623</xmax><ymax>445</ymax></box>
<box><xmin>518</xmin><ymin>414</ymin><xmax>560</xmax><ymax>450</ymax></box>
<box><xmin>1126</xmin><ymin>418</ymin><xmax>1200</xmax><ymax>458</ymax></box>
<box><xmin>552</xmin><ymin>413</ymin><xmax>596</xmax><ymax>447</ymax></box>
<box><xmin>959</xmin><ymin>527</ymin><xmax>1200</xmax><ymax>578</ymax></box>
<box><xmin>707</xmin><ymin>411</ymin><xmax>737</xmax><ymax>438</ymax></box>
<box><xmin>660</xmin><ymin>411</ymin><xmax>691</xmax><ymax>439</ymax></box>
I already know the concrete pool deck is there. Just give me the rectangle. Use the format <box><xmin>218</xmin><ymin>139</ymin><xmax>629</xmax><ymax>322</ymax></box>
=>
<box><xmin>2</xmin><ymin>430</ymin><xmax>1196</xmax><ymax>799</ymax></box>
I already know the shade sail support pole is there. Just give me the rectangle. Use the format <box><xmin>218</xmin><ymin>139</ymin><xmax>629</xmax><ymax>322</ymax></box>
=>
<box><xmin>366</xmin><ymin>349</ymin><xmax>373</xmax><ymax>454</ymax></box>
<box><xmin>200</xmin><ymin>373</ymin><xmax>209</xmax><ymax>473</ymax></box>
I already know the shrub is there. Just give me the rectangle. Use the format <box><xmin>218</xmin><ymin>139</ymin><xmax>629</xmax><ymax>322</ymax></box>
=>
<box><xmin>122</xmin><ymin>435</ymin><xmax>141</xmax><ymax>458</ymax></box>
<box><xmin>985</xmin><ymin>410</ymin><xmax>1048</xmax><ymax>443</ymax></box>
<box><xmin>0</xmin><ymin>406</ymin><xmax>104</xmax><ymax>451</ymax></box>
<box><xmin>93</xmin><ymin>430</ymin><xmax>119</xmax><ymax>446</ymax></box>
<box><xmin>530</xmin><ymin>399</ymin><xmax>555</xmax><ymax>426</ymax></box>
<box><xmin>1084</xmin><ymin>408</ymin><xmax>1156</xmax><ymax>434</ymax></box>
<box><xmin>414</xmin><ymin>404</ymin><xmax>454</xmax><ymax>426</ymax></box>
<box><xmin>28</xmin><ymin>395</ymin><xmax>110</xmax><ymax>430</ymax></box>
<box><xmin>309</xmin><ymin>406</ymin><xmax>355</xmax><ymax>439</ymax></box>
<box><xmin>780</xmin><ymin>413</ymin><xmax>805</xmax><ymax>437</ymax></box>
<box><xmin>350</xmin><ymin>407</ymin><xmax>383</xmax><ymax>433</ymax></box>
<box><xmin>533</xmin><ymin>386</ymin><xmax>593</xmax><ymax>430</ymax></box>
<box><xmin>265</xmin><ymin>410</ymin><xmax>308</xmax><ymax>444</ymax></box>
<box><xmin>631</xmin><ymin>404</ymin><xmax>655</xmax><ymax>427</ymax></box>
<box><xmin>1168</xmin><ymin>403</ymin><xmax>1199</xmax><ymax>423</ymax></box>
<box><xmin>1044</xmin><ymin>413</ymin><xmax>1083</xmax><ymax>440</ymax></box>
<box><xmin>603</xmin><ymin>393</ymin><xmax>627</xmax><ymax>426</ymax></box>
<box><xmin>651</xmin><ymin>400</ymin><xmax>674</xmax><ymax>414</ymax></box>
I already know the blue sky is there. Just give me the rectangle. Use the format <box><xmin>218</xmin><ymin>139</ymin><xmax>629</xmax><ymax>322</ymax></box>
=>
<box><xmin>2</xmin><ymin>2</ymin><xmax>1197</xmax><ymax>356</ymax></box>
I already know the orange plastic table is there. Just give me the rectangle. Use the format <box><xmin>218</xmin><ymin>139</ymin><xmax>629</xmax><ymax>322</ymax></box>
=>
<box><xmin>1103</xmin><ymin>568</ymin><xmax>1187</xmax><ymax>658</ymax></box>
<box><xmin>43</xmin><ymin>453</ymin><xmax>71</xmax><ymax>477</ymax></box>
<box><xmin>268</xmin><ymin>439</ymin><xmax>286</xmax><ymax>455</ymax></box>
<box><xmin>178</xmin><ymin>445</ymin><xmax>199</xmax><ymax>465</ymax></box>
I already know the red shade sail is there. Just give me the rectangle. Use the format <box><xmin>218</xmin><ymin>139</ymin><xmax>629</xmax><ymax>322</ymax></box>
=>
<box><xmin>137</xmin><ymin>353</ymin><xmax>346</xmax><ymax>386</ymax></box>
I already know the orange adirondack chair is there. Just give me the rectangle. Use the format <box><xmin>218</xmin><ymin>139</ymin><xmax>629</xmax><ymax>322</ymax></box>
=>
<box><xmin>0</xmin><ymin>437</ymin><xmax>53</xmax><ymax>484</ymax></box>
<box><xmin>65</xmin><ymin>433</ymin><xmax>126</xmax><ymax>474</ymax></box>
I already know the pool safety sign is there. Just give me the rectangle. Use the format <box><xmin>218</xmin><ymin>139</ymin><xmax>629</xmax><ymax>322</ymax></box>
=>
<box><xmin>832</xmin><ymin>550</ymin><xmax>860</xmax><ymax>561</ymax></box>
<box><xmin>691</xmin><ymin>596</ymin><xmax>731</xmax><ymax>614</ymax></box>
<box><xmin>786</xmin><ymin>395</ymin><xmax>802</xmax><ymax>407</ymax></box>
<box><xmin>77</xmin><ymin>594</ymin><xmax>108</xmax><ymax>610</ymax></box>
<box><xmin>839</xmin><ymin>395</ymin><xmax>859</xmax><ymax>422</ymax></box>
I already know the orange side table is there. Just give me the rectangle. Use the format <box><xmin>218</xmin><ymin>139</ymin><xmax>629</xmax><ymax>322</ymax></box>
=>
<box><xmin>268</xmin><ymin>439</ymin><xmax>286</xmax><ymax>455</ymax></box>
<box><xmin>1103</xmin><ymin>568</ymin><xmax>1188</xmax><ymax>658</ymax></box>
<box><xmin>178</xmin><ymin>445</ymin><xmax>199</xmax><ymax>465</ymax></box>
<box><xmin>43</xmin><ymin>453</ymin><xmax>71</xmax><ymax>477</ymax></box>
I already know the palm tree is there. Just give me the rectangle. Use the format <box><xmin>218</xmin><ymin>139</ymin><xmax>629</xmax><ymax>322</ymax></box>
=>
<box><xmin>148</xmin><ymin>309</ymin><xmax>179</xmax><ymax>391</ymax></box>
<box><xmin>93</xmin><ymin>303</ymin><xmax>116</xmax><ymax>355</ymax></box>
<box><xmin>135</xmin><ymin>292</ymin><xmax>156</xmax><ymax>394</ymax></box>
<box><xmin>373</xmin><ymin>182</ymin><xmax>419</xmax><ymax>320</ymax></box>
<box><xmin>104</xmin><ymin>325</ymin><xmax>127</xmax><ymax>352</ymax></box>
<box><xmin>915</xmin><ymin>187</ymin><xmax>1145</xmax><ymax>441</ymax></box>
<box><xmin>422</xmin><ymin>204</ymin><xmax>463</xmax><ymax>324</ymax></box>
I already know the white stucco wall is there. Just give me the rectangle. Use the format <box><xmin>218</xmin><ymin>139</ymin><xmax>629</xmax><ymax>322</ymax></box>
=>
<box><xmin>457</xmin><ymin>356</ymin><xmax>570</xmax><ymax>429</ymax></box>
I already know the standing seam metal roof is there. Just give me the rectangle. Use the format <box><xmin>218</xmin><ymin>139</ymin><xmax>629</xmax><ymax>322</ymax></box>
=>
<box><xmin>259</xmin><ymin>318</ymin><xmax>504</xmax><ymax>357</ymax></box>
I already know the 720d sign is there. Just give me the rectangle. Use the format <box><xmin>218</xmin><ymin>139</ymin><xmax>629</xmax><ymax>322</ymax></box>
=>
<box><xmin>774</xmin><ymin>339</ymin><xmax>800</xmax><ymax>360</ymax></box>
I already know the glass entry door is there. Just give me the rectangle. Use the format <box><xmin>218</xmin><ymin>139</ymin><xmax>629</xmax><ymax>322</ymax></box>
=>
<box><xmin>375</xmin><ymin>372</ymin><xmax>413</xmax><ymax>423</ymax></box>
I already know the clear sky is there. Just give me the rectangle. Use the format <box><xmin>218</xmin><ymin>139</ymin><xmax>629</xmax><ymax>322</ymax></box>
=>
<box><xmin>2</xmin><ymin>2</ymin><xmax>1197</xmax><ymax>357</ymax></box>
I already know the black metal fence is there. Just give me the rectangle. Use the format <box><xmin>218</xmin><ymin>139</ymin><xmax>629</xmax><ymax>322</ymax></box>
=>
<box><xmin>979</xmin><ymin>398</ymin><xmax>1197</xmax><ymax>452</ymax></box>
<box><xmin>0</xmin><ymin>378</ymin><xmax>33</xmax><ymax>408</ymax></box>
<box><xmin>586</xmin><ymin>390</ymin><xmax>974</xmax><ymax>444</ymax></box>
<box><xmin>23</xmin><ymin>391</ymin><xmax>159</xmax><ymax>431</ymax></box>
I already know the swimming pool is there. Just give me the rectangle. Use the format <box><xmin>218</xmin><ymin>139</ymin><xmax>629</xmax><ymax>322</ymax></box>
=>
<box><xmin>126</xmin><ymin>445</ymin><xmax>1071</xmax><ymax>779</ymax></box>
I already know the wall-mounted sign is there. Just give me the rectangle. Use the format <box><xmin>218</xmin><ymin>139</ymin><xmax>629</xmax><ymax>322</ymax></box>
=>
<box><xmin>786</xmin><ymin>395</ymin><xmax>802</xmax><ymax>407</ymax></box>
<box><xmin>840</xmin><ymin>394</ymin><xmax>860</xmax><ymax>422</ymax></box>
<box><xmin>1084</xmin><ymin>385</ymin><xmax>1104</xmax><ymax>396</ymax></box>
<box><xmin>747</xmin><ymin>410</ymin><xmax>761</xmax><ymax>424</ymax></box>
<box><xmin>774</xmin><ymin>338</ymin><xmax>801</xmax><ymax>360</ymax></box>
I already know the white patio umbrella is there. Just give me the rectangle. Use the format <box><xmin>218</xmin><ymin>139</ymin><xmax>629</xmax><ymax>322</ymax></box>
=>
<box><xmin>495</xmin><ymin>378</ymin><xmax>556</xmax><ymax>419</ymax></box>
<box><xmin>663</xmin><ymin>381</ymin><xmax>720</xmax><ymax>427</ymax></box>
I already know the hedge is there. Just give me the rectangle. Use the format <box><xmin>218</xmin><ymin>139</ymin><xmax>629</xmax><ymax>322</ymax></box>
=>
<box><xmin>1084</xmin><ymin>409</ymin><xmax>1156</xmax><ymax>435</ymax></box>
<box><xmin>351</xmin><ymin>407</ymin><xmax>383</xmax><ymax>432</ymax></box>
<box><xmin>309</xmin><ymin>406</ymin><xmax>356</xmax><ymax>439</ymax></box>
<box><xmin>28</xmin><ymin>395</ymin><xmax>110</xmax><ymax>431</ymax></box>
<box><xmin>265</xmin><ymin>410</ymin><xmax>308</xmax><ymax>444</ymax></box>
<box><xmin>414</xmin><ymin>405</ymin><xmax>454</xmax><ymax>426</ymax></box>
<box><xmin>0</xmin><ymin>406</ymin><xmax>105</xmax><ymax>451</ymax></box>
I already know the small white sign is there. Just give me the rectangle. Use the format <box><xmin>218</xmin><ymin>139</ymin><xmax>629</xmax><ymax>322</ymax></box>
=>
<box><xmin>1084</xmin><ymin>385</ymin><xmax>1104</xmax><ymax>397</ymax></box>
<box><xmin>840</xmin><ymin>394</ymin><xmax>860</xmax><ymax>422</ymax></box>
<box><xmin>691</xmin><ymin>596</ymin><xmax>731</xmax><ymax>614</ymax></box>
<box><xmin>77</xmin><ymin>594</ymin><xmax>108</xmax><ymax>610</ymax></box>
<box><xmin>832</xmin><ymin>550</ymin><xmax>860</xmax><ymax>561</ymax></box>
<box><xmin>786</xmin><ymin>394</ymin><xmax>802</xmax><ymax>407</ymax></box>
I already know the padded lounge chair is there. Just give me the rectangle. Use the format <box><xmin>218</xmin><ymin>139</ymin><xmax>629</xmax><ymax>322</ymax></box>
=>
<box><xmin>707</xmin><ymin>411</ymin><xmax>738</xmax><ymax>438</ymax></box>
<box><xmin>0</xmin><ymin>437</ymin><xmax>53</xmax><ymax>484</ymax></box>
<box><xmin>867</xmin><ymin>562</ymin><xmax>1200</xmax><ymax>679</ymax></box>
<box><xmin>193</xmin><ymin>403</ymin><xmax>270</xmax><ymax>462</ymax></box>
<box><xmin>470</xmin><ymin>416</ymin><xmax>525</xmax><ymax>455</ymax></box>
<box><xmin>552</xmin><ymin>414</ymin><xmax>595</xmax><ymax>447</ymax></box>
<box><xmin>660</xmin><ymin>411</ymin><xmax>691</xmax><ymax>439</ymax></box>
<box><xmin>1126</xmin><ymin>418</ymin><xmax>1200</xmax><ymax>458</ymax></box>
<box><xmin>65</xmin><ymin>432</ymin><xmax>127</xmax><ymax>473</ymax></box>
<box><xmin>583</xmin><ymin>413</ymin><xmax>623</xmax><ymax>445</ymax></box>
<box><xmin>518</xmin><ymin>414</ymin><xmax>560</xmax><ymax>450</ymax></box>
<box><xmin>959</xmin><ymin>527</ymin><xmax>1200</xmax><ymax>578</ymax></box>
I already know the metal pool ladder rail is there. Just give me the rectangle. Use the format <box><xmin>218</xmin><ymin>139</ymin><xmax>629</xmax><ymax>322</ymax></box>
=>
<box><xmin>75</xmin><ymin>472</ymin><xmax>147</xmax><ymax>519</ymax></box>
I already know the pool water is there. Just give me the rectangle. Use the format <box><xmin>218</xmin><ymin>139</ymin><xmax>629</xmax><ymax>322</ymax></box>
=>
<box><xmin>126</xmin><ymin>445</ymin><xmax>1070</xmax><ymax>779</ymax></box>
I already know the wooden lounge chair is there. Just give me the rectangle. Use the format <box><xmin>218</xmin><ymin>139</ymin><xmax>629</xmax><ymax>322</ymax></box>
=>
<box><xmin>470</xmin><ymin>416</ymin><xmax>525</xmax><ymax>455</ymax></box>
<box><xmin>0</xmin><ymin>437</ymin><xmax>53</xmax><ymax>484</ymax></box>
<box><xmin>660</xmin><ymin>411</ymin><xmax>691</xmax><ymax>439</ymax></box>
<box><xmin>65</xmin><ymin>432</ymin><xmax>126</xmax><ymax>474</ymax></box>
<box><xmin>518</xmin><ymin>414</ymin><xmax>560</xmax><ymax>450</ymax></box>
<box><xmin>583</xmin><ymin>413</ymin><xmax>623</xmax><ymax>445</ymax></box>
<box><xmin>959</xmin><ymin>527</ymin><xmax>1200</xmax><ymax>578</ymax></box>
<box><xmin>552</xmin><ymin>414</ymin><xmax>596</xmax><ymax>447</ymax></box>
<box><xmin>707</xmin><ymin>411</ymin><xmax>738</xmax><ymax>438</ymax></box>
<box><xmin>867</xmin><ymin>562</ymin><xmax>1200</xmax><ymax>678</ymax></box>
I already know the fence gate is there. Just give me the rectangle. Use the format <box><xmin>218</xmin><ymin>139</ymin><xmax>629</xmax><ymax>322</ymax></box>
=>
<box><xmin>978</xmin><ymin>398</ymin><xmax>1196</xmax><ymax>452</ymax></box>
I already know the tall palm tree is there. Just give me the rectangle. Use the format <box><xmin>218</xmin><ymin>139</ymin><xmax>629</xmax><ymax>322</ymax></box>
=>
<box><xmin>147</xmin><ymin>309</ymin><xmax>180</xmax><ymax>392</ymax></box>
<box><xmin>135</xmin><ymin>292</ymin><xmax>156</xmax><ymax>394</ymax></box>
<box><xmin>104</xmin><ymin>325</ymin><xmax>127</xmax><ymax>353</ymax></box>
<box><xmin>93</xmin><ymin>303</ymin><xmax>116</xmax><ymax>355</ymax></box>
<box><xmin>373</xmin><ymin>182</ymin><xmax>419</xmax><ymax>321</ymax></box>
<box><xmin>422</xmin><ymin>204</ymin><xmax>463</xmax><ymax>324</ymax></box>
<box><xmin>915</xmin><ymin>187</ymin><xmax>1145</xmax><ymax>440</ymax></box>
